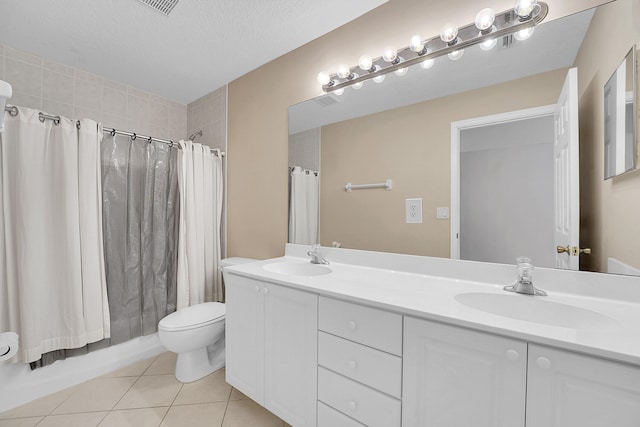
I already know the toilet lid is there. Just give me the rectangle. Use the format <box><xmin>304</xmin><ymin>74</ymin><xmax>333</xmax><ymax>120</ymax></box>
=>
<box><xmin>159</xmin><ymin>302</ymin><xmax>225</xmax><ymax>332</ymax></box>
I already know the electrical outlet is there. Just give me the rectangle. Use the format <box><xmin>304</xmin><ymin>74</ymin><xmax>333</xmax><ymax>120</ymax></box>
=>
<box><xmin>406</xmin><ymin>198</ymin><xmax>423</xmax><ymax>223</ymax></box>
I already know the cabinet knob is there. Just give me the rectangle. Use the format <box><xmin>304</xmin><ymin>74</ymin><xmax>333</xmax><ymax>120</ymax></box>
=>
<box><xmin>348</xmin><ymin>401</ymin><xmax>357</xmax><ymax>410</ymax></box>
<box><xmin>536</xmin><ymin>356</ymin><xmax>552</xmax><ymax>369</ymax></box>
<box><xmin>347</xmin><ymin>320</ymin><xmax>357</xmax><ymax>330</ymax></box>
<box><xmin>263</xmin><ymin>287</ymin><xmax>269</xmax><ymax>294</ymax></box>
<box><xmin>348</xmin><ymin>360</ymin><xmax>357</xmax><ymax>369</ymax></box>
<box><xmin>505</xmin><ymin>349</ymin><xmax>520</xmax><ymax>361</ymax></box>
<box><xmin>254</xmin><ymin>285</ymin><xmax>260</xmax><ymax>292</ymax></box>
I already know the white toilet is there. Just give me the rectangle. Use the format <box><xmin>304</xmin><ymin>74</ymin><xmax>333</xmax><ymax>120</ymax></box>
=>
<box><xmin>158</xmin><ymin>257</ymin><xmax>256</xmax><ymax>383</ymax></box>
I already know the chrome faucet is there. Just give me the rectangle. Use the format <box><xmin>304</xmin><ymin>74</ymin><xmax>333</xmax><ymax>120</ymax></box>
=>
<box><xmin>307</xmin><ymin>244</ymin><xmax>329</xmax><ymax>265</ymax></box>
<box><xmin>504</xmin><ymin>257</ymin><xmax>547</xmax><ymax>296</ymax></box>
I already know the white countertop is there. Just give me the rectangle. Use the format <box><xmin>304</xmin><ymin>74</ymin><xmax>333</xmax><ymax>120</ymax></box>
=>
<box><xmin>225</xmin><ymin>250</ymin><xmax>640</xmax><ymax>367</ymax></box>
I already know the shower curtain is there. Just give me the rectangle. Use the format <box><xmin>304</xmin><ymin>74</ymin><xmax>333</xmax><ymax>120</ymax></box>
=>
<box><xmin>177</xmin><ymin>140</ymin><xmax>223</xmax><ymax>308</ymax></box>
<box><xmin>101</xmin><ymin>134</ymin><xmax>179</xmax><ymax>344</ymax></box>
<box><xmin>289</xmin><ymin>166</ymin><xmax>319</xmax><ymax>245</ymax></box>
<box><xmin>0</xmin><ymin>107</ymin><xmax>110</xmax><ymax>363</ymax></box>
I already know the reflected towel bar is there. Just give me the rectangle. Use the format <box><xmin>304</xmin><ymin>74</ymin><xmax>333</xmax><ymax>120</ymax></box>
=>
<box><xmin>345</xmin><ymin>179</ymin><xmax>392</xmax><ymax>192</ymax></box>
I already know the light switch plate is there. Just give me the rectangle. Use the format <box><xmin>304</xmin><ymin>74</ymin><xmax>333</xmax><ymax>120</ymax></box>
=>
<box><xmin>436</xmin><ymin>207</ymin><xmax>449</xmax><ymax>219</ymax></box>
<box><xmin>406</xmin><ymin>198</ymin><xmax>423</xmax><ymax>223</ymax></box>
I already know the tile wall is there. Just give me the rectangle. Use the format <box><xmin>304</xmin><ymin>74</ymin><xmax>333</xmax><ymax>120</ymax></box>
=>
<box><xmin>187</xmin><ymin>86</ymin><xmax>227</xmax><ymax>151</ymax></box>
<box><xmin>0</xmin><ymin>44</ymin><xmax>187</xmax><ymax>141</ymax></box>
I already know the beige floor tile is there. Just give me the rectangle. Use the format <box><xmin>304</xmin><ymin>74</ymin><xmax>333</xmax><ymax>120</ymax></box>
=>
<box><xmin>37</xmin><ymin>412</ymin><xmax>108</xmax><ymax>427</ymax></box>
<box><xmin>160</xmin><ymin>402</ymin><xmax>226</xmax><ymax>427</ymax></box>
<box><xmin>0</xmin><ymin>417</ymin><xmax>44</xmax><ymax>427</ymax></box>
<box><xmin>173</xmin><ymin>370</ymin><xmax>231</xmax><ymax>405</ymax></box>
<box><xmin>222</xmin><ymin>399</ymin><xmax>284</xmax><ymax>427</ymax></box>
<box><xmin>52</xmin><ymin>377</ymin><xmax>137</xmax><ymax>414</ymax></box>
<box><xmin>228</xmin><ymin>388</ymin><xmax>249</xmax><ymax>401</ymax></box>
<box><xmin>102</xmin><ymin>356</ymin><xmax>156</xmax><ymax>378</ymax></box>
<box><xmin>115</xmin><ymin>375</ymin><xmax>182</xmax><ymax>409</ymax></box>
<box><xmin>98</xmin><ymin>407</ymin><xmax>169</xmax><ymax>427</ymax></box>
<box><xmin>143</xmin><ymin>352</ymin><xmax>176</xmax><ymax>376</ymax></box>
<box><xmin>0</xmin><ymin>387</ymin><xmax>75</xmax><ymax>419</ymax></box>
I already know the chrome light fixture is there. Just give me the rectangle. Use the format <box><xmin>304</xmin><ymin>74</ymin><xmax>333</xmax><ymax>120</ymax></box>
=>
<box><xmin>317</xmin><ymin>0</ymin><xmax>546</xmax><ymax>93</ymax></box>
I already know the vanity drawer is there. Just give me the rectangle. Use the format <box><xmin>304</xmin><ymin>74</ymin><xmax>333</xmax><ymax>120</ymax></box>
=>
<box><xmin>318</xmin><ymin>297</ymin><xmax>402</xmax><ymax>355</ymax></box>
<box><xmin>318</xmin><ymin>401</ymin><xmax>366</xmax><ymax>427</ymax></box>
<box><xmin>318</xmin><ymin>331</ymin><xmax>402</xmax><ymax>398</ymax></box>
<box><xmin>318</xmin><ymin>366</ymin><xmax>401</xmax><ymax>427</ymax></box>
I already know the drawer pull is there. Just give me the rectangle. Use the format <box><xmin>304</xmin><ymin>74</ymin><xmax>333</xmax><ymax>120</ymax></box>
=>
<box><xmin>347</xmin><ymin>320</ymin><xmax>357</xmax><ymax>330</ymax></box>
<box><xmin>348</xmin><ymin>400</ymin><xmax>357</xmax><ymax>410</ymax></box>
<box><xmin>505</xmin><ymin>349</ymin><xmax>520</xmax><ymax>361</ymax></box>
<box><xmin>263</xmin><ymin>287</ymin><xmax>269</xmax><ymax>294</ymax></box>
<box><xmin>254</xmin><ymin>285</ymin><xmax>260</xmax><ymax>292</ymax></box>
<box><xmin>536</xmin><ymin>356</ymin><xmax>552</xmax><ymax>369</ymax></box>
<box><xmin>348</xmin><ymin>360</ymin><xmax>357</xmax><ymax>369</ymax></box>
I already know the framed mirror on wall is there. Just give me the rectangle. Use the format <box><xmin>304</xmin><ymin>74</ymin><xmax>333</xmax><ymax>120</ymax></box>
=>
<box><xmin>288</xmin><ymin>0</ymin><xmax>640</xmax><ymax>277</ymax></box>
<box><xmin>604</xmin><ymin>46</ymin><xmax>637</xmax><ymax>180</ymax></box>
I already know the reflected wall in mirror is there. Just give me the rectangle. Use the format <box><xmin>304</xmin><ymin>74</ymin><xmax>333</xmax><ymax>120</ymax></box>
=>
<box><xmin>288</xmin><ymin>0</ymin><xmax>640</xmax><ymax>276</ymax></box>
<box><xmin>604</xmin><ymin>46</ymin><xmax>637</xmax><ymax>179</ymax></box>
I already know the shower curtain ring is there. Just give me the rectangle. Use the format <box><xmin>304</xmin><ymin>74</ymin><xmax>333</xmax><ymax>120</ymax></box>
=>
<box><xmin>110</xmin><ymin>129</ymin><xmax>116</xmax><ymax>136</ymax></box>
<box><xmin>53</xmin><ymin>117</ymin><xmax>60</xmax><ymax>125</ymax></box>
<box><xmin>131</xmin><ymin>133</ymin><xmax>137</xmax><ymax>141</ymax></box>
<box><xmin>148</xmin><ymin>136</ymin><xmax>153</xmax><ymax>144</ymax></box>
<box><xmin>76</xmin><ymin>120</ymin><xmax>81</xmax><ymax>129</ymax></box>
<box><xmin>38</xmin><ymin>113</ymin><xmax>45</xmax><ymax>123</ymax></box>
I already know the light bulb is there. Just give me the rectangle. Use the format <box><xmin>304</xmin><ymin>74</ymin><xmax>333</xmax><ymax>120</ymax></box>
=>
<box><xmin>410</xmin><ymin>35</ymin><xmax>425</xmax><ymax>53</ymax></box>
<box><xmin>358</xmin><ymin>55</ymin><xmax>373</xmax><ymax>72</ymax></box>
<box><xmin>479</xmin><ymin>37</ymin><xmax>497</xmax><ymax>51</ymax></box>
<box><xmin>475</xmin><ymin>8</ymin><xmax>496</xmax><ymax>31</ymax></box>
<box><xmin>448</xmin><ymin>49</ymin><xmax>464</xmax><ymax>60</ymax></box>
<box><xmin>395</xmin><ymin>67</ymin><xmax>408</xmax><ymax>77</ymax></box>
<box><xmin>514</xmin><ymin>26</ymin><xmax>535</xmax><ymax>41</ymax></box>
<box><xmin>382</xmin><ymin>47</ymin><xmax>397</xmax><ymax>63</ymax></box>
<box><xmin>317</xmin><ymin>71</ymin><xmax>331</xmax><ymax>86</ymax></box>
<box><xmin>337</xmin><ymin>64</ymin><xmax>351</xmax><ymax>79</ymax></box>
<box><xmin>351</xmin><ymin>73</ymin><xmax>363</xmax><ymax>90</ymax></box>
<box><xmin>515</xmin><ymin>0</ymin><xmax>538</xmax><ymax>18</ymax></box>
<box><xmin>372</xmin><ymin>66</ymin><xmax>385</xmax><ymax>83</ymax></box>
<box><xmin>420</xmin><ymin>58</ymin><xmax>435</xmax><ymax>69</ymax></box>
<box><xmin>440</xmin><ymin>23</ymin><xmax>458</xmax><ymax>44</ymax></box>
<box><xmin>334</xmin><ymin>88</ymin><xmax>344</xmax><ymax>96</ymax></box>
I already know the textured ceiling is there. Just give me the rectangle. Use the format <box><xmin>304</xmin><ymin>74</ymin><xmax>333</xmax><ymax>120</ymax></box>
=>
<box><xmin>0</xmin><ymin>0</ymin><xmax>388</xmax><ymax>104</ymax></box>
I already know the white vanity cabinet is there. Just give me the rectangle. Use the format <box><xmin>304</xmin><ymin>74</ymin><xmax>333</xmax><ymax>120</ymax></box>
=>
<box><xmin>225</xmin><ymin>273</ymin><xmax>318</xmax><ymax>427</ymax></box>
<box><xmin>402</xmin><ymin>317</ymin><xmax>527</xmax><ymax>427</ymax></box>
<box><xmin>526</xmin><ymin>344</ymin><xmax>640</xmax><ymax>427</ymax></box>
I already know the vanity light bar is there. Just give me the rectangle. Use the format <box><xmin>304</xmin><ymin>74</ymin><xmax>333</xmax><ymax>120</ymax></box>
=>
<box><xmin>319</xmin><ymin>1</ymin><xmax>548</xmax><ymax>93</ymax></box>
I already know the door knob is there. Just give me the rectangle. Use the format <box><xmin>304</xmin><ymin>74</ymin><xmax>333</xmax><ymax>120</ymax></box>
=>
<box><xmin>579</xmin><ymin>248</ymin><xmax>591</xmax><ymax>255</ymax></box>
<box><xmin>556</xmin><ymin>245</ymin><xmax>570</xmax><ymax>254</ymax></box>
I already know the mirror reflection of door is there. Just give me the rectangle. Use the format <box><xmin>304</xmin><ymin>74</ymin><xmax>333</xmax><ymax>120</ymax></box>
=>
<box><xmin>454</xmin><ymin>69</ymin><xmax>579</xmax><ymax>270</ymax></box>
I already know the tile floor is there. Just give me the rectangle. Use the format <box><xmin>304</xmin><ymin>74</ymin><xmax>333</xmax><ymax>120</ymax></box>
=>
<box><xmin>0</xmin><ymin>352</ymin><xmax>291</xmax><ymax>427</ymax></box>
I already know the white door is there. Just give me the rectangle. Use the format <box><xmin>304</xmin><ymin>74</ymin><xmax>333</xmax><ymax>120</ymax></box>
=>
<box><xmin>526</xmin><ymin>344</ymin><xmax>640</xmax><ymax>427</ymax></box>
<box><xmin>553</xmin><ymin>67</ymin><xmax>580</xmax><ymax>270</ymax></box>
<box><xmin>402</xmin><ymin>317</ymin><xmax>527</xmax><ymax>427</ymax></box>
<box><xmin>264</xmin><ymin>283</ymin><xmax>318</xmax><ymax>426</ymax></box>
<box><xmin>224</xmin><ymin>274</ymin><xmax>265</xmax><ymax>405</ymax></box>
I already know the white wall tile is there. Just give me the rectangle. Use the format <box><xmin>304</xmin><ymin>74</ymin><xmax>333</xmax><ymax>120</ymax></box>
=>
<box><xmin>127</xmin><ymin>94</ymin><xmax>150</xmax><ymax>136</ymax></box>
<box><xmin>74</xmin><ymin>106</ymin><xmax>102</xmax><ymax>123</ymax></box>
<box><xmin>4</xmin><ymin>46</ymin><xmax>41</xmax><ymax>66</ymax></box>
<box><xmin>43</xmin><ymin>99</ymin><xmax>74</xmax><ymax>118</ymax></box>
<box><xmin>43</xmin><ymin>69</ymin><xmax>74</xmax><ymax>105</ymax></box>
<box><xmin>103</xmin><ymin>87</ymin><xmax>127</xmax><ymax>116</ymax></box>
<box><xmin>103</xmin><ymin>113</ymin><xmax>129</xmax><ymax>131</ymax></box>
<box><xmin>5</xmin><ymin>58</ymin><xmax>41</xmax><ymax>97</ymax></box>
<box><xmin>10</xmin><ymin>92</ymin><xmax>42</xmax><ymax>110</ymax></box>
<box><xmin>75</xmin><ymin>74</ymin><xmax>103</xmax><ymax>111</ymax></box>
<box><xmin>43</xmin><ymin>59</ymin><xmax>74</xmax><ymax>76</ymax></box>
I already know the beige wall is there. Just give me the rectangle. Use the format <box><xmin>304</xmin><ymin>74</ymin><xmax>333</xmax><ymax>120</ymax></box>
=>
<box><xmin>320</xmin><ymin>69</ymin><xmax>568</xmax><ymax>256</ymax></box>
<box><xmin>227</xmin><ymin>0</ymin><xmax>611</xmax><ymax>259</ymax></box>
<box><xmin>574</xmin><ymin>0</ymin><xmax>640</xmax><ymax>272</ymax></box>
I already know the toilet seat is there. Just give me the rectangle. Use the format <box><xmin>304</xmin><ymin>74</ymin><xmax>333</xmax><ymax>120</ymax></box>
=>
<box><xmin>159</xmin><ymin>302</ymin><xmax>225</xmax><ymax>332</ymax></box>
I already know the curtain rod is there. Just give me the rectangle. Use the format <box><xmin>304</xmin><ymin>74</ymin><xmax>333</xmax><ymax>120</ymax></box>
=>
<box><xmin>4</xmin><ymin>105</ymin><xmax>225</xmax><ymax>158</ymax></box>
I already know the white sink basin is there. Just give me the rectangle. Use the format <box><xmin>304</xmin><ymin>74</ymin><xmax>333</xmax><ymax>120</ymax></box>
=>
<box><xmin>263</xmin><ymin>261</ymin><xmax>332</xmax><ymax>277</ymax></box>
<box><xmin>455</xmin><ymin>292</ymin><xmax>616</xmax><ymax>329</ymax></box>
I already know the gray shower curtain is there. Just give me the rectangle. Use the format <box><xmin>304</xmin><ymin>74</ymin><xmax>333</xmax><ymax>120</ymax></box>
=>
<box><xmin>101</xmin><ymin>134</ymin><xmax>179</xmax><ymax>344</ymax></box>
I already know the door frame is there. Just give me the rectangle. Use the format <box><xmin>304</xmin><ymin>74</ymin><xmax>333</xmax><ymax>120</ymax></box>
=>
<box><xmin>450</xmin><ymin>105</ymin><xmax>556</xmax><ymax>260</ymax></box>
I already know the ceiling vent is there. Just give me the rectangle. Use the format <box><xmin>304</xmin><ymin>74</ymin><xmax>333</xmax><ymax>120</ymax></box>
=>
<box><xmin>137</xmin><ymin>0</ymin><xmax>179</xmax><ymax>15</ymax></box>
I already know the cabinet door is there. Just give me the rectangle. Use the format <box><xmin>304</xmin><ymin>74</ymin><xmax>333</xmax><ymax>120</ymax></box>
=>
<box><xmin>403</xmin><ymin>317</ymin><xmax>527</xmax><ymax>427</ymax></box>
<box><xmin>527</xmin><ymin>344</ymin><xmax>640</xmax><ymax>427</ymax></box>
<box><xmin>264</xmin><ymin>283</ymin><xmax>318</xmax><ymax>426</ymax></box>
<box><xmin>224</xmin><ymin>274</ymin><xmax>265</xmax><ymax>405</ymax></box>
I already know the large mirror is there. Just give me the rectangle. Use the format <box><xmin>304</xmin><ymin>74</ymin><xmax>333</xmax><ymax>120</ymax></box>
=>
<box><xmin>604</xmin><ymin>46</ymin><xmax>638</xmax><ymax>179</ymax></box>
<box><xmin>288</xmin><ymin>0</ymin><xmax>640</xmax><ymax>276</ymax></box>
